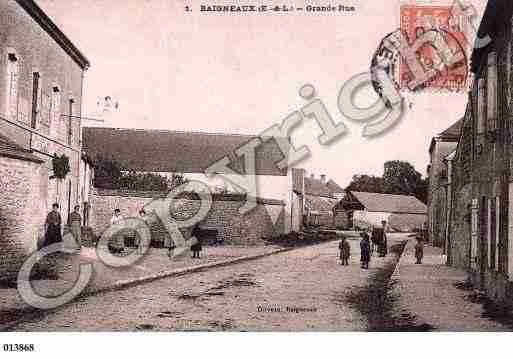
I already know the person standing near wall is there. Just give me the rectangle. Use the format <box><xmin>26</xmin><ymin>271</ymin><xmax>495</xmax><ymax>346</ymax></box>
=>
<box><xmin>109</xmin><ymin>209</ymin><xmax>124</xmax><ymax>253</ymax></box>
<box><xmin>44</xmin><ymin>203</ymin><xmax>63</xmax><ymax>249</ymax></box>
<box><xmin>68</xmin><ymin>205</ymin><xmax>82</xmax><ymax>250</ymax></box>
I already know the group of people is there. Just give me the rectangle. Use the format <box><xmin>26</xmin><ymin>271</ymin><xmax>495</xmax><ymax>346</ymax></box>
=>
<box><xmin>109</xmin><ymin>208</ymin><xmax>204</xmax><ymax>258</ymax></box>
<box><xmin>338</xmin><ymin>219</ymin><xmax>425</xmax><ymax>268</ymax></box>
<box><xmin>337</xmin><ymin>227</ymin><xmax>380</xmax><ymax>270</ymax></box>
<box><xmin>43</xmin><ymin>203</ymin><xmax>82</xmax><ymax>249</ymax></box>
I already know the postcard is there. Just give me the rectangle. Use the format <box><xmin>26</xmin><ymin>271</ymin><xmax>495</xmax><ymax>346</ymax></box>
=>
<box><xmin>0</xmin><ymin>0</ymin><xmax>510</xmax><ymax>356</ymax></box>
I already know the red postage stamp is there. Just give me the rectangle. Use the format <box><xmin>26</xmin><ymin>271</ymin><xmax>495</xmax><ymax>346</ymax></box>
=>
<box><xmin>399</xmin><ymin>3</ymin><xmax>469</xmax><ymax>92</ymax></box>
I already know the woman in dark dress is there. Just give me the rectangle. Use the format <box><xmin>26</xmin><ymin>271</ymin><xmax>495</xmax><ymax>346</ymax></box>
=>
<box><xmin>44</xmin><ymin>203</ymin><xmax>63</xmax><ymax>248</ymax></box>
<box><xmin>190</xmin><ymin>225</ymin><xmax>202</xmax><ymax>258</ymax></box>
<box><xmin>360</xmin><ymin>231</ymin><xmax>371</xmax><ymax>269</ymax></box>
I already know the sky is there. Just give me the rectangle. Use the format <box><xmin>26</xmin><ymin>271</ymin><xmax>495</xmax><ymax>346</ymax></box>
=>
<box><xmin>36</xmin><ymin>0</ymin><xmax>487</xmax><ymax>188</ymax></box>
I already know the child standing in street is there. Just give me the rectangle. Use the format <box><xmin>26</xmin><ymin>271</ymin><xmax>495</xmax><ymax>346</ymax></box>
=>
<box><xmin>339</xmin><ymin>237</ymin><xmax>351</xmax><ymax>266</ymax></box>
<box><xmin>415</xmin><ymin>236</ymin><xmax>424</xmax><ymax>264</ymax></box>
<box><xmin>360</xmin><ymin>231</ymin><xmax>371</xmax><ymax>269</ymax></box>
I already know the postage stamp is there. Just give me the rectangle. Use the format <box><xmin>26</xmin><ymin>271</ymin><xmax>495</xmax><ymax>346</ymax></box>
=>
<box><xmin>398</xmin><ymin>3</ymin><xmax>469</xmax><ymax>92</ymax></box>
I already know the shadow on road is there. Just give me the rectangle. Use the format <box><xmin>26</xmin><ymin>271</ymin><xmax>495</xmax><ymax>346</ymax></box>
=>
<box><xmin>454</xmin><ymin>281</ymin><xmax>513</xmax><ymax>330</ymax></box>
<box><xmin>337</xmin><ymin>241</ymin><xmax>436</xmax><ymax>332</ymax></box>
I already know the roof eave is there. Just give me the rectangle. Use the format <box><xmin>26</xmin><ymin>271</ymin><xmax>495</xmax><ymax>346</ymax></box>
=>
<box><xmin>16</xmin><ymin>0</ymin><xmax>90</xmax><ymax>70</ymax></box>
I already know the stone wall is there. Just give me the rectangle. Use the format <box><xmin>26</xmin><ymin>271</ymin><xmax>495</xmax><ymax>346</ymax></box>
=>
<box><xmin>333</xmin><ymin>209</ymin><xmax>349</xmax><ymax>229</ymax></box>
<box><xmin>427</xmin><ymin>140</ymin><xmax>457</xmax><ymax>248</ymax></box>
<box><xmin>0</xmin><ymin>155</ymin><xmax>45</xmax><ymax>281</ymax></box>
<box><xmin>448</xmin><ymin>183</ymin><xmax>471</xmax><ymax>270</ymax></box>
<box><xmin>89</xmin><ymin>189</ymin><xmax>285</xmax><ymax>245</ymax></box>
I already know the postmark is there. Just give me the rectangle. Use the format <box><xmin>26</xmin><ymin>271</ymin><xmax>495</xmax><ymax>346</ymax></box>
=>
<box><xmin>371</xmin><ymin>1</ymin><xmax>471</xmax><ymax>97</ymax></box>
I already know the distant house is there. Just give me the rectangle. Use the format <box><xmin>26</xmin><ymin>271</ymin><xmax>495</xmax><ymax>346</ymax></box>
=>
<box><xmin>326</xmin><ymin>179</ymin><xmax>345</xmax><ymax>200</ymax></box>
<box><xmin>427</xmin><ymin>118</ymin><xmax>463</xmax><ymax>250</ymax></box>
<box><xmin>301</xmin><ymin>174</ymin><xmax>343</xmax><ymax>228</ymax></box>
<box><xmin>340</xmin><ymin>191</ymin><xmax>427</xmax><ymax>232</ymax></box>
<box><xmin>82</xmin><ymin>127</ymin><xmax>303</xmax><ymax>243</ymax></box>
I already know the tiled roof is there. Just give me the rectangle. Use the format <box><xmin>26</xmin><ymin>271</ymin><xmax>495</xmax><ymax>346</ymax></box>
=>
<box><xmin>304</xmin><ymin>177</ymin><xmax>333</xmax><ymax>197</ymax></box>
<box><xmin>82</xmin><ymin>127</ymin><xmax>287</xmax><ymax>176</ymax></box>
<box><xmin>305</xmin><ymin>194</ymin><xmax>339</xmax><ymax>213</ymax></box>
<box><xmin>0</xmin><ymin>134</ymin><xmax>42</xmax><ymax>163</ymax></box>
<box><xmin>349</xmin><ymin>191</ymin><xmax>427</xmax><ymax>214</ymax></box>
<box><xmin>438</xmin><ymin>118</ymin><xmax>463</xmax><ymax>139</ymax></box>
<box><xmin>16</xmin><ymin>0</ymin><xmax>90</xmax><ymax>69</ymax></box>
<box><xmin>326</xmin><ymin>179</ymin><xmax>344</xmax><ymax>193</ymax></box>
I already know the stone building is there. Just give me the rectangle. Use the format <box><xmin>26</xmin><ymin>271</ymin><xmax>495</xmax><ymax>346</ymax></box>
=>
<box><xmin>427</xmin><ymin>119</ymin><xmax>462</xmax><ymax>250</ymax></box>
<box><xmin>343</xmin><ymin>191</ymin><xmax>427</xmax><ymax>232</ymax></box>
<box><xmin>82</xmin><ymin>127</ymin><xmax>303</xmax><ymax>243</ymax></box>
<box><xmin>0</xmin><ymin>0</ymin><xmax>90</xmax><ymax>281</ymax></box>
<box><xmin>448</xmin><ymin>0</ymin><xmax>513</xmax><ymax>305</ymax></box>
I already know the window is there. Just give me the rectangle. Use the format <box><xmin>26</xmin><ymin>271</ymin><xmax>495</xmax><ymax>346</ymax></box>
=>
<box><xmin>508</xmin><ymin>184</ymin><xmax>513</xmax><ymax>279</ymax></box>
<box><xmin>50</xmin><ymin>86</ymin><xmax>60</xmax><ymax>138</ymax></box>
<box><xmin>470</xmin><ymin>198</ymin><xmax>479</xmax><ymax>269</ymax></box>
<box><xmin>6</xmin><ymin>53</ymin><xmax>19</xmax><ymax>121</ymax></box>
<box><xmin>496</xmin><ymin>196</ymin><xmax>500</xmax><ymax>271</ymax></box>
<box><xmin>67</xmin><ymin>98</ymin><xmax>74</xmax><ymax>145</ymax></box>
<box><xmin>488</xmin><ymin>197</ymin><xmax>495</xmax><ymax>269</ymax></box>
<box><xmin>477</xmin><ymin>78</ymin><xmax>486</xmax><ymax>134</ymax></box>
<box><xmin>507</xmin><ymin>43</ymin><xmax>511</xmax><ymax>105</ymax></box>
<box><xmin>487</xmin><ymin>52</ymin><xmax>497</xmax><ymax>131</ymax></box>
<box><xmin>40</xmin><ymin>92</ymin><xmax>51</xmax><ymax>129</ymax></box>
<box><xmin>31</xmin><ymin>72</ymin><xmax>40</xmax><ymax>128</ymax></box>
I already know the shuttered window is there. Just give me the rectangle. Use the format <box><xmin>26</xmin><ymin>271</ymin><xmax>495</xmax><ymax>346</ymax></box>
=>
<box><xmin>50</xmin><ymin>86</ymin><xmax>60</xmax><ymax>139</ymax></box>
<box><xmin>496</xmin><ymin>196</ymin><xmax>500</xmax><ymax>271</ymax></box>
<box><xmin>507</xmin><ymin>42</ymin><xmax>511</xmax><ymax>105</ymax></box>
<box><xmin>477</xmin><ymin>78</ymin><xmax>486</xmax><ymax>135</ymax></box>
<box><xmin>487</xmin><ymin>52</ymin><xmax>498</xmax><ymax>131</ymax></box>
<box><xmin>471</xmin><ymin>198</ymin><xmax>479</xmax><ymax>269</ymax></box>
<box><xmin>488</xmin><ymin>198</ymin><xmax>492</xmax><ymax>268</ymax></box>
<box><xmin>31</xmin><ymin>72</ymin><xmax>40</xmax><ymax>129</ymax></box>
<box><xmin>489</xmin><ymin>197</ymin><xmax>498</xmax><ymax>270</ymax></box>
<box><xmin>6</xmin><ymin>53</ymin><xmax>19</xmax><ymax>122</ymax></box>
<box><xmin>508</xmin><ymin>184</ymin><xmax>513</xmax><ymax>278</ymax></box>
<box><xmin>67</xmin><ymin>99</ymin><xmax>74</xmax><ymax>145</ymax></box>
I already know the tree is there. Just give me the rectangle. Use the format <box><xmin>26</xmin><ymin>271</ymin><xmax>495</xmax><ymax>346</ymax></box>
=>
<box><xmin>93</xmin><ymin>157</ymin><xmax>188</xmax><ymax>192</ymax></box>
<box><xmin>93</xmin><ymin>157</ymin><xmax>123</xmax><ymax>189</ymax></box>
<box><xmin>118</xmin><ymin>171</ymin><xmax>170</xmax><ymax>192</ymax></box>
<box><xmin>345</xmin><ymin>161</ymin><xmax>428</xmax><ymax>204</ymax></box>
<box><xmin>346</xmin><ymin>174</ymin><xmax>384</xmax><ymax>193</ymax></box>
<box><xmin>168</xmin><ymin>173</ymin><xmax>189</xmax><ymax>189</ymax></box>
<box><xmin>383</xmin><ymin>160</ymin><xmax>424</xmax><ymax>197</ymax></box>
<box><xmin>413</xmin><ymin>177</ymin><xmax>428</xmax><ymax>205</ymax></box>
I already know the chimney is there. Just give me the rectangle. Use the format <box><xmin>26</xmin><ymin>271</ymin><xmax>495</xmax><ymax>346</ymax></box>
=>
<box><xmin>320</xmin><ymin>174</ymin><xmax>326</xmax><ymax>184</ymax></box>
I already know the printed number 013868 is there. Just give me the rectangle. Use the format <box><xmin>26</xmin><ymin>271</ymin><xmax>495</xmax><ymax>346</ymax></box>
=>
<box><xmin>3</xmin><ymin>344</ymin><xmax>35</xmax><ymax>352</ymax></box>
